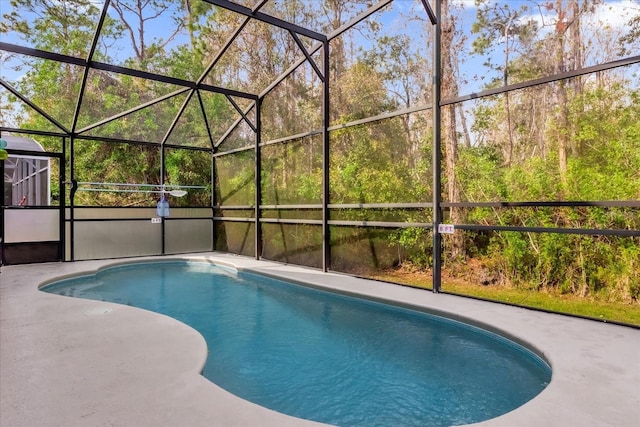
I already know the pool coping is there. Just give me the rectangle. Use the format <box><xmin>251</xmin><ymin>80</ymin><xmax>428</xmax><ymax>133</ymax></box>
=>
<box><xmin>1</xmin><ymin>252</ymin><xmax>639</xmax><ymax>427</ymax></box>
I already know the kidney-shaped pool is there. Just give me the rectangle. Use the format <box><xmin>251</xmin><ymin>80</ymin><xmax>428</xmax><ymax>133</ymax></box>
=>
<box><xmin>42</xmin><ymin>261</ymin><xmax>551</xmax><ymax>426</ymax></box>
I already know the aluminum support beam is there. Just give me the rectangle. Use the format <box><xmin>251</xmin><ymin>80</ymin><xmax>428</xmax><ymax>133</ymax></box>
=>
<box><xmin>160</xmin><ymin>139</ymin><xmax>166</xmax><ymax>254</ymax></box>
<box><xmin>0</xmin><ymin>42</ymin><xmax>84</xmax><ymax>66</ymax></box>
<box><xmin>161</xmin><ymin>90</ymin><xmax>196</xmax><ymax>145</ymax></box>
<box><xmin>60</xmin><ymin>137</ymin><xmax>67</xmax><ymax>260</ymax></box>
<box><xmin>90</xmin><ymin>61</ymin><xmax>257</xmax><ymax>99</ymax></box>
<box><xmin>71</xmin><ymin>0</ymin><xmax>111</xmax><ymax>133</ymax></box>
<box><xmin>326</xmin><ymin>0</ymin><xmax>393</xmax><ymax>41</ymax></box>
<box><xmin>226</xmin><ymin>95</ymin><xmax>257</xmax><ymax>133</ymax></box>
<box><xmin>289</xmin><ymin>30</ymin><xmax>324</xmax><ymax>82</ymax></box>
<box><xmin>443</xmin><ymin>55</ymin><xmax>640</xmax><ymax>106</ymax></box>
<box><xmin>441</xmin><ymin>201</ymin><xmax>640</xmax><ymax>208</ymax></box>
<box><xmin>0</xmin><ymin>78</ymin><xmax>69</xmax><ymax>133</ymax></box>
<box><xmin>77</xmin><ymin>88</ymin><xmax>190</xmax><ymax>135</ymax></box>
<box><xmin>215</xmin><ymin>104</ymin><xmax>256</xmax><ymax>148</ymax></box>
<box><xmin>197</xmin><ymin>91</ymin><xmax>216</xmax><ymax>149</ymax></box>
<box><xmin>0</xmin><ymin>42</ymin><xmax>257</xmax><ymax>100</ymax></box>
<box><xmin>322</xmin><ymin>40</ymin><xmax>330</xmax><ymax>272</ymax></box>
<box><xmin>202</xmin><ymin>0</ymin><xmax>326</xmax><ymax>41</ymax></box>
<box><xmin>420</xmin><ymin>0</ymin><xmax>437</xmax><ymax>25</ymax></box>
<box><xmin>251</xmin><ymin>0</ymin><xmax>270</xmax><ymax>13</ymax></box>
<box><xmin>254</xmin><ymin>98</ymin><xmax>262</xmax><ymax>260</ymax></box>
<box><xmin>196</xmin><ymin>18</ymin><xmax>251</xmax><ymax>85</ymax></box>
<box><xmin>69</xmin><ymin>136</ymin><xmax>76</xmax><ymax>261</ymax></box>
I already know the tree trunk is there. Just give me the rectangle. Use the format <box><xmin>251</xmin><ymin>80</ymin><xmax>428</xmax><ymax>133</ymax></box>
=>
<box><xmin>554</xmin><ymin>0</ymin><xmax>569</xmax><ymax>185</ymax></box>
<box><xmin>503</xmin><ymin>16</ymin><xmax>515</xmax><ymax>166</ymax></box>
<box><xmin>441</xmin><ymin>0</ymin><xmax>465</xmax><ymax>261</ymax></box>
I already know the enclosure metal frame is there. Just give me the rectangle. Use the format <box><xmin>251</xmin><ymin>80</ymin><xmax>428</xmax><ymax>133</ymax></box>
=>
<box><xmin>1</xmin><ymin>0</ymin><xmax>639</xmax><ymax>289</ymax></box>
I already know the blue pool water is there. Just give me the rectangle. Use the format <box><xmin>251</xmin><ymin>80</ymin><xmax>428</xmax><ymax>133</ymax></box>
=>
<box><xmin>42</xmin><ymin>261</ymin><xmax>551</xmax><ymax>426</ymax></box>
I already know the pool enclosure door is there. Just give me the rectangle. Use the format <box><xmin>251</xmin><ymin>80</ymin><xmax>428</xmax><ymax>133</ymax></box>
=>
<box><xmin>1</xmin><ymin>151</ymin><xmax>64</xmax><ymax>265</ymax></box>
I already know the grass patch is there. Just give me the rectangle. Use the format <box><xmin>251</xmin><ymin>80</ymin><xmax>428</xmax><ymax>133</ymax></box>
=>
<box><xmin>369</xmin><ymin>270</ymin><xmax>640</xmax><ymax>327</ymax></box>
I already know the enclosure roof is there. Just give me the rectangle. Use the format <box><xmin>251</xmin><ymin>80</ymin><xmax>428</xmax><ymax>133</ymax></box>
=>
<box><xmin>2</xmin><ymin>135</ymin><xmax>45</xmax><ymax>152</ymax></box>
<box><xmin>1</xmin><ymin>0</ymin><xmax>430</xmax><ymax>151</ymax></box>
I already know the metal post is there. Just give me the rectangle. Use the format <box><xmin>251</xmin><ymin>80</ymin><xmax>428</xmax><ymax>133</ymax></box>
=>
<box><xmin>211</xmin><ymin>150</ymin><xmax>216</xmax><ymax>251</ymax></box>
<box><xmin>160</xmin><ymin>144</ymin><xmax>166</xmax><ymax>255</ymax></box>
<box><xmin>432</xmin><ymin>0</ymin><xmax>443</xmax><ymax>293</ymax></box>
<box><xmin>69</xmin><ymin>136</ymin><xmax>76</xmax><ymax>261</ymax></box>
<box><xmin>59</xmin><ymin>137</ymin><xmax>66</xmax><ymax>261</ymax></box>
<box><xmin>322</xmin><ymin>40</ymin><xmax>331</xmax><ymax>272</ymax></box>
<box><xmin>255</xmin><ymin>98</ymin><xmax>262</xmax><ymax>260</ymax></box>
<box><xmin>0</xmin><ymin>133</ymin><xmax>4</xmax><ymax>264</ymax></box>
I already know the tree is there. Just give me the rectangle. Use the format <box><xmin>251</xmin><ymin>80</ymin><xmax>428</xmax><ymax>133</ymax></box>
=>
<box><xmin>362</xmin><ymin>34</ymin><xmax>429</xmax><ymax>167</ymax></box>
<box><xmin>472</xmin><ymin>0</ymin><xmax>537</xmax><ymax>166</ymax></box>
<box><xmin>618</xmin><ymin>0</ymin><xmax>640</xmax><ymax>55</ymax></box>
<box><xmin>441</xmin><ymin>0</ymin><xmax>465</xmax><ymax>261</ymax></box>
<box><xmin>109</xmin><ymin>0</ymin><xmax>187</xmax><ymax>67</ymax></box>
<box><xmin>535</xmin><ymin>0</ymin><xmax>601</xmax><ymax>184</ymax></box>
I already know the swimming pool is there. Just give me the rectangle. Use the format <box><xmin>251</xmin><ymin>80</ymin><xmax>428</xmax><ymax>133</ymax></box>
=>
<box><xmin>42</xmin><ymin>261</ymin><xmax>551</xmax><ymax>426</ymax></box>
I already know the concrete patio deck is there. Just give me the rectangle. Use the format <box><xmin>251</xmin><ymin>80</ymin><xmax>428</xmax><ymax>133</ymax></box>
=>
<box><xmin>1</xmin><ymin>253</ymin><xmax>639</xmax><ymax>426</ymax></box>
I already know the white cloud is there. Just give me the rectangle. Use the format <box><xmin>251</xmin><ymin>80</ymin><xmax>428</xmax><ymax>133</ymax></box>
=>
<box><xmin>593</xmin><ymin>0</ymin><xmax>638</xmax><ymax>30</ymax></box>
<box><xmin>512</xmin><ymin>0</ymin><xmax>638</xmax><ymax>40</ymax></box>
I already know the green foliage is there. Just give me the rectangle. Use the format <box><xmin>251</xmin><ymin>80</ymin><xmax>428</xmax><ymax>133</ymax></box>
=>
<box><xmin>389</xmin><ymin>227</ymin><xmax>433</xmax><ymax>269</ymax></box>
<box><xmin>457</xmin><ymin>145</ymin><xmax>505</xmax><ymax>201</ymax></box>
<box><xmin>453</xmin><ymin>83</ymin><xmax>640</xmax><ymax>303</ymax></box>
<box><xmin>471</xmin><ymin>0</ymin><xmax>537</xmax><ymax>82</ymax></box>
<box><xmin>216</xmin><ymin>152</ymin><xmax>254</xmax><ymax>206</ymax></box>
<box><xmin>164</xmin><ymin>148</ymin><xmax>211</xmax><ymax>207</ymax></box>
